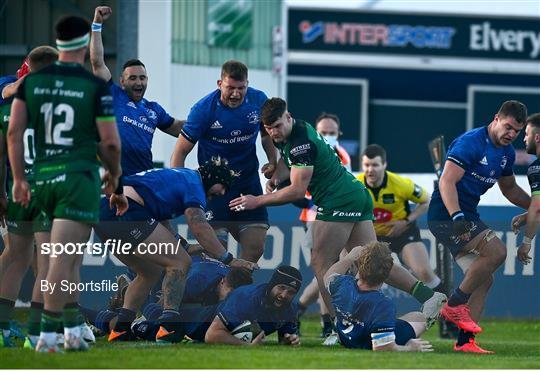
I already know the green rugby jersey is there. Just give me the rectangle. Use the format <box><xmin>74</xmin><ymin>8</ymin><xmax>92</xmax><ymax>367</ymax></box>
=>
<box><xmin>0</xmin><ymin>98</ymin><xmax>36</xmax><ymax>182</ymax></box>
<box><xmin>274</xmin><ymin>119</ymin><xmax>365</xmax><ymax>209</ymax></box>
<box><xmin>15</xmin><ymin>61</ymin><xmax>114</xmax><ymax>179</ymax></box>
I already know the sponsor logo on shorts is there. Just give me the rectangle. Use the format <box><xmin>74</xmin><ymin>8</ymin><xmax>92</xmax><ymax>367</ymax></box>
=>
<box><xmin>205</xmin><ymin>210</ymin><xmax>214</xmax><ymax>221</ymax></box>
<box><xmin>130</xmin><ymin>228</ymin><xmax>143</xmax><ymax>240</ymax></box>
<box><xmin>332</xmin><ymin>210</ymin><xmax>362</xmax><ymax>217</ymax></box>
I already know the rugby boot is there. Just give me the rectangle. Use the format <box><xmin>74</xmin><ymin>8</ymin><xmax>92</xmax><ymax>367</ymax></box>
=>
<box><xmin>35</xmin><ymin>338</ymin><xmax>61</xmax><ymax>353</ymax></box>
<box><xmin>440</xmin><ymin>303</ymin><xmax>482</xmax><ymax>334</ymax></box>
<box><xmin>421</xmin><ymin>291</ymin><xmax>447</xmax><ymax>329</ymax></box>
<box><xmin>155</xmin><ymin>323</ymin><xmax>183</xmax><ymax>344</ymax></box>
<box><xmin>80</xmin><ymin>322</ymin><xmax>96</xmax><ymax>343</ymax></box>
<box><xmin>322</xmin><ymin>331</ymin><xmax>340</xmax><ymax>346</ymax></box>
<box><xmin>108</xmin><ymin>274</ymin><xmax>132</xmax><ymax>310</ymax></box>
<box><xmin>23</xmin><ymin>336</ymin><xmax>38</xmax><ymax>350</ymax></box>
<box><xmin>454</xmin><ymin>338</ymin><xmax>494</xmax><ymax>354</ymax></box>
<box><xmin>108</xmin><ymin>329</ymin><xmax>131</xmax><ymax>342</ymax></box>
<box><xmin>64</xmin><ymin>333</ymin><xmax>89</xmax><ymax>352</ymax></box>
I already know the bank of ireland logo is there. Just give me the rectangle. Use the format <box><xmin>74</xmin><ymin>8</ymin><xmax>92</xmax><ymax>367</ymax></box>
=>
<box><xmin>299</xmin><ymin>21</ymin><xmax>324</xmax><ymax>43</ymax></box>
<box><xmin>231</xmin><ymin>129</ymin><xmax>241</xmax><ymax>136</ymax></box>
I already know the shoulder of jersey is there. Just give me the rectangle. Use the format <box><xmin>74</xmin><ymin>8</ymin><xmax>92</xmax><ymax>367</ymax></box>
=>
<box><xmin>194</xmin><ymin>89</ymin><xmax>220</xmax><ymax>109</ymax></box>
<box><xmin>246</xmin><ymin>86</ymin><xmax>266</xmax><ymax>97</ymax></box>
<box><xmin>386</xmin><ymin>170</ymin><xmax>410</xmax><ymax>185</ymax></box>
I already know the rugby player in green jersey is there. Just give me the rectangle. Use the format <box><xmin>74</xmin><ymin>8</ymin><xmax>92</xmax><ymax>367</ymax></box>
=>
<box><xmin>0</xmin><ymin>46</ymin><xmax>58</xmax><ymax>350</ymax></box>
<box><xmin>7</xmin><ymin>16</ymin><xmax>121</xmax><ymax>352</ymax></box>
<box><xmin>230</xmin><ymin>98</ymin><xmax>447</xmax><ymax>344</ymax></box>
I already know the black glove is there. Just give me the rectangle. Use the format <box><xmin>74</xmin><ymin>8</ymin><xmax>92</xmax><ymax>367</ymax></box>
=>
<box><xmin>451</xmin><ymin>212</ymin><xmax>473</xmax><ymax>236</ymax></box>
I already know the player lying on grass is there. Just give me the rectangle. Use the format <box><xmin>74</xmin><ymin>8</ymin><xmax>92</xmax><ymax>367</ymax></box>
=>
<box><xmin>81</xmin><ymin>255</ymin><xmax>253</xmax><ymax>337</ymax></box>
<box><xmin>204</xmin><ymin>265</ymin><xmax>302</xmax><ymax>346</ymax></box>
<box><xmin>94</xmin><ymin>158</ymin><xmax>257</xmax><ymax>344</ymax></box>
<box><xmin>128</xmin><ymin>265</ymin><xmax>301</xmax><ymax>346</ymax></box>
<box><xmin>324</xmin><ymin>242</ymin><xmax>433</xmax><ymax>352</ymax></box>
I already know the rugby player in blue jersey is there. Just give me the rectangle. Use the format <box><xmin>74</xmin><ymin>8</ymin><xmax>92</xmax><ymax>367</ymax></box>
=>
<box><xmin>204</xmin><ymin>265</ymin><xmax>301</xmax><ymax>346</ymax></box>
<box><xmin>171</xmin><ymin>60</ymin><xmax>277</xmax><ymax>263</ymax></box>
<box><xmin>95</xmin><ymin>158</ymin><xmax>257</xmax><ymax>343</ymax></box>
<box><xmin>428</xmin><ymin>100</ymin><xmax>529</xmax><ymax>354</ymax></box>
<box><xmin>324</xmin><ymin>242</ymin><xmax>432</xmax><ymax>352</ymax></box>
<box><xmin>90</xmin><ymin>6</ymin><xmax>184</xmax><ymax>176</ymax></box>
<box><xmin>83</xmin><ymin>255</ymin><xmax>253</xmax><ymax>338</ymax></box>
<box><xmin>512</xmin><ymin>113</ymin><xmax>540</xmax><ymax>265</ymax></box>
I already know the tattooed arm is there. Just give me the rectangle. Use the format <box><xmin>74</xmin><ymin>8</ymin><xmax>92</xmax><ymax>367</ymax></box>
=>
<box><xmin>184</xmin><ymin>207</ymin><xmax>228</xmax><ymax>259</ymax></box>
<box><xmin>161</xmin><ymin>266</ymin><xmax>187</xmax><ymax>311</ymax></box>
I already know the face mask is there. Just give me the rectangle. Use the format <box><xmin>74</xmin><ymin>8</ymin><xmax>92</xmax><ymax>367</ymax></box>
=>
<box><xmin>322</xmin><ymin>135</ymin><xmax>338</xmax><ymax>148</ymax></box>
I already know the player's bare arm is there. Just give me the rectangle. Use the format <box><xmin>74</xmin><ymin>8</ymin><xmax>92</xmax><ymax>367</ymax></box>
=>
<box><xmin>374</xmin><ymin>337</ymin><xmax>433</xmax><ymax>352</ymax></box>
<box><xmin>265</xmin><ymin>158</ymin><xmax>290</xmax><ymax>193</ymax></box>
<box><xmin>205</xmin><ymin>316</ymin><xmax>264</xmax><ymax>345</ymax></box>
<box><xmin>1</xmin><ymin>77</ymin><xmax>24</xmax><ymax>100</ymax></box>
<box><xmin>161</xmin><ymin>119</ymin><xmax>185</xmax><ymax>137</ymax></box>
<box><xmin>498</xmin><ymin>174</ymin><xmax>531</xmax><ymax>209</ymax></box>
<box><xmin>387</xmin><ymin>192</ymin><xmax>430</xmax><ymax>238</ymax></box>
<box><xmin>260</xmin><ymin>128</ymin><xmax>277</xmax><ymax>179</ymax></box>
<box><xmin>439</xmin><ymin>160</ymin><xmax>465</xmax><ymax>216</ymax></box>
<box><xmin>518</xmin><ymin>194</ymin><xmax>540</xmax><ymax>265</ymax></box>
<box><xmin>170</xmin><ymin>135</ymin><xmax>195</xmax><ymax>167</ymax></box>
<box><xmin>90</xmin><ymin>6</ymin><xmax>112</xmax><ymax>82</ymax></box>
<box><xmin>184</xmin><ymin>207</ymin><xmax>257</xmax><ymax>271</ymax></box>
<box><xmin>323</xmin><ymin>246</ymin><xmax>363</xmax><ymax>286</ymax></box>
<box><xmin>96</xmin><ymin>118</ymin><xmax>122</xmax><ymax>194</ymax></box>
<box><xmin>6</xmin><ymin>98</ymin><xmax>30</xmax><ymax>206</ymax></box>
<box><xmin>230</xmin><ymin>165</ymin><xmax>312</xmax><ymax>210</ymax></box>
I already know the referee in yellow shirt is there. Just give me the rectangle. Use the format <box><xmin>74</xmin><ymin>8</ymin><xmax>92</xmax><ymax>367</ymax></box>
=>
<box><xmin>357</xmin><ymin>144</ymin><xmax>441</xmax><ymax>290</ymax></box>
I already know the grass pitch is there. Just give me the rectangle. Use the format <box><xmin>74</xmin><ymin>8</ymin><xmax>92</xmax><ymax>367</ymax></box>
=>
<box><xmin>1</xmin><ymin>314</ymin><xmax>539</xmax><ymax>369</ymax></box>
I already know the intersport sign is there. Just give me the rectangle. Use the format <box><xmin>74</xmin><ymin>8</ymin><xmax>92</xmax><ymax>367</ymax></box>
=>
<box><xmin>288</xmin><ymin>8</ymin><xmax>540</xmax><ymax>61</ymax></box>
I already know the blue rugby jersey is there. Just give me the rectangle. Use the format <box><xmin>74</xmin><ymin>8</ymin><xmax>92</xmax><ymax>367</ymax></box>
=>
<box><xmin>180</xmin><ymin>87</ymin><xmax>267</xmax><ymax>186</ymax></box>
<box><xmin>217</xmin><ymin>283</ymin><xmax>297</xmax><ymax>337</ymax></box>
<box><xmin>328</xmin><ymin>274</ymin><xmax>396</xmax><ymax>349</ymax></box>
<box><xmin>183</xmin><ymin>256</ymin><xmax>230</xmax><ymax>304</ymax></box>
<box><xmin>123</xmin><ymin>167</ymin><xmax>206</xmax><ymax>220</ymax></box>
<box><xmin>109</xmin><ymin>82</ymin><xmax>174</xmax><ymax>175</ymax></box>
<box><xmin>431</xmin><ymin>126</ymin><xmax>515</xmax><ymax>214</ymax></box>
